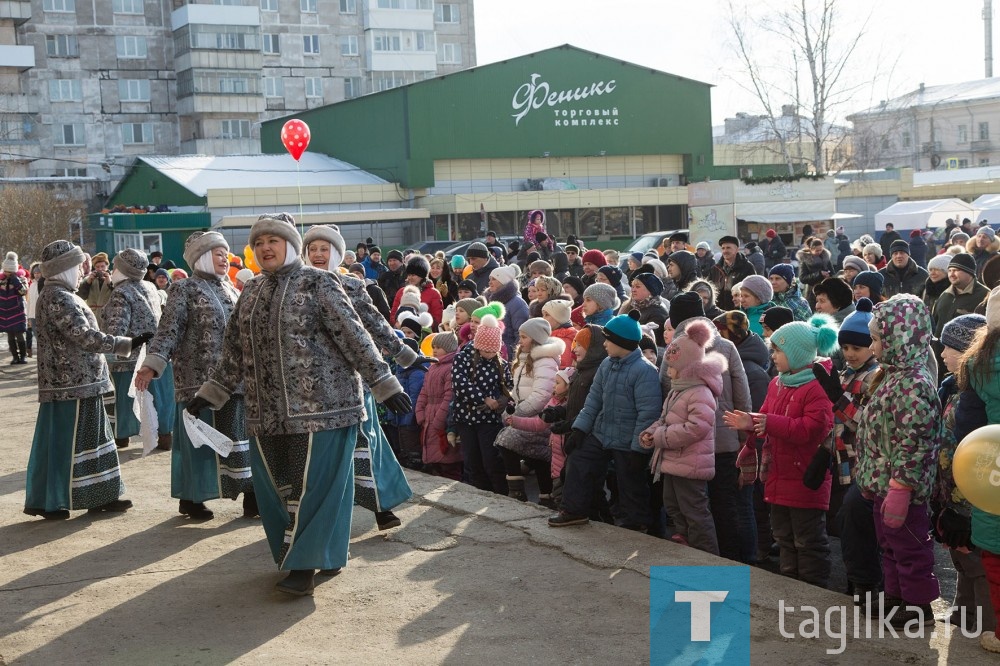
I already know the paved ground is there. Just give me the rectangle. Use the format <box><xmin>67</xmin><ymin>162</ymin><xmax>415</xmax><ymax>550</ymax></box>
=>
<box><xmin>0</xmin><ymin>356</ymin><xmax>988</xmax><ymax>664</ymax></box>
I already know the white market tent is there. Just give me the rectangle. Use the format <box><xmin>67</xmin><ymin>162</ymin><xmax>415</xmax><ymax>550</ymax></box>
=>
<box><xmin>873</xmin><ymin>198</ymin><xmax>976</xmax><ymax>230</ymax></box>
<box><xmin>972</xmin><ymin>194</ymin><xmax>1000</xmax><ymax>225</ymax></box>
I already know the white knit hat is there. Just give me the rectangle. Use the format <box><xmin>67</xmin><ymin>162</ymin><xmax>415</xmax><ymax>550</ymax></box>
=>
<box><xmin>927</xmin><ymin>253</ymin><xmax>952</xmax><ymax>273</ymax></box>
<box><xmin>2</xmin><ymin>251</ymin><xmax>18</xmax><ymax>273</ymax></box>
<box><xmin>542</xmin><ymin>298</ymin><xmax>573</xmax><ymax>325</ymax></box>
<box><xmin>490</xmin><ymin>266</ymin><xmax>517</xmax><ymax>286</ymax></box>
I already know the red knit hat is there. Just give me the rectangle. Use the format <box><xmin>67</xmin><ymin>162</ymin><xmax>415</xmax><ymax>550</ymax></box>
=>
<box><xmin>473</xmin><ymin>314</ymin><xmax>503</xmax><ymax>354</ymax></box>
<box><xmin>765</xmin><ymin>229</ymin><xmax>777</xmax><ymax>239</ymax></box>
<box><xmin>581</xmin><ymin>249</ymin><xmax>607</xmax><ymax>267</ymax></box>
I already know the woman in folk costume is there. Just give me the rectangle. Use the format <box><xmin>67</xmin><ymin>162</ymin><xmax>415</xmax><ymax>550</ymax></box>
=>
<box><xmin>102</xmin><ymin>248</ymin><xmax>176</xmax><ymax>451</ymax></box>
<box><xmin>134</xmin><ymin>231</ymin><xmax>256</xmax><ymax>521</ymax></box>
<box><xmin>24</xmin><ymin>240</ymin><xmax>150</xmax><ymax>519</ymax></box>
<box><xmin>303</xmin><ymin>224</ymin><xmax>431</xmax><ymax>531</ymax></box>
<box><xmin>188</xmin><ymin>213</ymin><xmax>411</xmax><ymax>596</ymax></box>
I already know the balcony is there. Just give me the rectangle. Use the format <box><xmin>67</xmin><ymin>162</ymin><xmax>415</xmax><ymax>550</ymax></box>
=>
<box><xmin>971</xmin><ymin>139</ymin><xmax>993</xmax><ymax>152</ymax></box>
<box><xmin>0</xmin><ymin>1</ymin><xmax>31</xmax><ymax>25</ymax></box>
<box><xmin>0</xmin><ymin>45</ymin><xmax>34</xmax><ymax>71</ymax></box>
<box><xmin>171</xmin><ymin>4</ymin><xmax>260</xmax><ymax>30</ymax></box>
<box><xmin>181</xmin><ymin>137</ymin><xmax>260</xmax><ymax>156</ymax></box>
<box><xmin>364</xmin><ymin>4</ymin><xmax>433</xmax><ymax>31</ymax></box>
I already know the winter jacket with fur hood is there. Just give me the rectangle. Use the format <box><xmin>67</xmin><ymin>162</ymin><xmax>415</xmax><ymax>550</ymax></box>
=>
<box><xmin>642</xmin><ymin>323</ymin><xmax>726</xmax><ymax>480</ymax></box>
<box><xmin>660</xmin><ymin>317</ymin><xmax>753</xmax><ymax>454</ymax></box>
<box><xmin>144</xmin><ymin>272</ymin><xmax>242</xmax><ymax>402</ymax></box>
<box><xmin>415</xmin><ymin>350</ymin><xmax>461</xmax><ymax>466</ymax></box>
<box><xmin>966</xmin><ymin>235</ymin><xmax>1000</xmax><ymax>279</ymax></box>
<box><xmin>101</xmin><ymin>278</ymin><xmax>161</xmax><ymax>373</ymax></box>
<box><xmin>511</xmin><ymin>337</ymin><xmax>564</xmax><ymax>417</ymax></box>
<box><xmin>198</xmin><ymin>260</ymin><xmax>402</xmax><ymax>436</ymax></box>
<box><xmin>856</xmin><ymin>295</ymin><xmax>941</xmax><ymax>503</ymax></box>
<box><xmin>796</xmin><ymin>247</ymin><xmax>834</xmax><ymax>287</ymax></box>
<box><xmin>35</xmin><ymin>280</ymin><xmax>131</xmax><ymax>403</ymax></box>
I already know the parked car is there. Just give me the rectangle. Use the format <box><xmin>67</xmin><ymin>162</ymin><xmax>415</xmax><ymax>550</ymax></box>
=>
<box><xmin>412</xmin><ymin>240</ymin><xmax>460</xmax><ymax>255</ymax></box>
<box><xmin>443</xmin><ymin>236</ymin><xmax>521</xmax><ymax>259</ymax></box>
<box><xmin>617</xmin><ymin>230</ymin><xmax>685</xmax><ymax>269</ymax></box>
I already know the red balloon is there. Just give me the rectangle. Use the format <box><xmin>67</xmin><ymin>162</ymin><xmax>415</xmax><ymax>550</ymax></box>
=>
<box><xmin>280</xmin><ymin>119</ymin><xmax>311</xmax><ymax>161</ymax></box>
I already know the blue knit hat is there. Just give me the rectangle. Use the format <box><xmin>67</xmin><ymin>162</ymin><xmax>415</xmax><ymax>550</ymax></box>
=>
<box><xmin>852</xmin><ymin>271</ymin><xmax>884</xmax><ymax>301</ymax></box>
<box><xmin>941</xmin><ymin>313</ymin><xmax>987</xmax><ymax>353</ymax></box>
<box><xmin>630</xmin><ymin>251</ymin><xmax>644</xmax><ymax>264</ymax></box>
<box><xmin>768</xmin><ymin>263</ymin><xmax>796</xmax><ymax>286</ymax></box>
<box><xmin>838</xmin><ymin>297</ymin><xmax>874</xmax><ymax>348</ymax></box>
<box><xmin>602</xmin><ymin>310</ymin><xmax>643</xmax><ymax>351</ymax></box>
<box><xmin>633</xmin><ymin>272</ymin><xmax>663</xmax><ymax>298</ymax></box>
<box><xmin>770</xmin><ymin>314</ymin><xmax>839</xmax><ymax>370</ymax></box>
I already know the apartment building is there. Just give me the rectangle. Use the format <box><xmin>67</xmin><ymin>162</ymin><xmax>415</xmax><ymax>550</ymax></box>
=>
<box><xmin>0</xmin><ymin>0</ymin><xmax>475</xmax><ymax>192</ymax></box>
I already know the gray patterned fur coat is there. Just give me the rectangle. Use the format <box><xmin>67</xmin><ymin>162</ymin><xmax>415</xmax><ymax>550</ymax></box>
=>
<box><xmin>101</xmin><ymin>278</ymin><xmax>161</xmax><ymax>373</ymax></box>
<box><xmin>35</xmin><ymin>280</ymin><xmax>131</xmax><ymax>403</ymax></box>
<box><xmin>339</xmin><ymin>272</ymin><xmax>414</xmax><ymax>365</ymax></box>
<box><xmin>144</xmin><ymin>271</ymin><xmax>242</xmax><ymax>403</ymax></box>
<box><xmin>198</xmin><ymin>260</ymin><xmax>403</xmax><ymax>436</ymax></box>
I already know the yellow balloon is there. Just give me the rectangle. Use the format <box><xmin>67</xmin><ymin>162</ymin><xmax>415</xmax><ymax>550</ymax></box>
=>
<box><xmin>420</xmin><ymin>333</ymin><xmax>436</xmax><ymax>358</ymax></box>
<box><xmin>953</xmin><ymin>425</ymin><xmax>1000</xmax><ymax>515</ymax></box>
<box><xmin>462</xmin><ymin>265</ymin><xmax>473</xmax><ymax>280</ymax></box>
<box><xmin>243</xmin><ymin>244</ymin><xmax>261</xmax><ymax>274</ymax></box>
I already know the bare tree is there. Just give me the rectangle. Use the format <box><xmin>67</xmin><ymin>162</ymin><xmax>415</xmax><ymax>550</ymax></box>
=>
<box><xmin>0</xmin><ymin>186</ymin><xmax>87</xmax><ymax>264</ymax></box>
<box><xmin>725</xmin><ymin>0</ymin><xmax>884</xmax><ymax>175</ymax></box>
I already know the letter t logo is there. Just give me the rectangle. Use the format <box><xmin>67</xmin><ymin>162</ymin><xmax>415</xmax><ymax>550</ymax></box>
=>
<box><xmin>674</xmin><ymin>591</ymin><xmax>729</xmax><ymax>641</ymax></box>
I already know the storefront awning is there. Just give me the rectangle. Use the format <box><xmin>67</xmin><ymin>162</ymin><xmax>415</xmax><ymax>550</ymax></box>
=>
<box><xmin>735</xmin><ymin>212</ymin><xmax>861</xmax><ymax>224</ymax></box>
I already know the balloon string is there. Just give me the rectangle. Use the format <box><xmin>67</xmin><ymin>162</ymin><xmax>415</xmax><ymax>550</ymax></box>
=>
<box><xmin>296</xmin><ymin>159</ymin><xmax>303</xmax><ymax>235</ymax></box>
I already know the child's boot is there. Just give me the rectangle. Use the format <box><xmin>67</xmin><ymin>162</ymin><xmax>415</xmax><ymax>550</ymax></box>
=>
<box><xmin>506</xmin><ymin>476</ymin><xmax>527</xmax><ymax>501</ymax></box>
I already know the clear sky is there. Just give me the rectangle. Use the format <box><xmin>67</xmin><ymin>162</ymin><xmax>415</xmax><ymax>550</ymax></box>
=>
<box><xmin>473</xmin><ymin>0</ymin><xmax>992</xmax><ymax>126</ymax></box>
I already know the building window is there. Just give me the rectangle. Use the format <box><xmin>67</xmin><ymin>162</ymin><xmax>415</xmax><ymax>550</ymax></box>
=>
<box><xmin>55</xmin><ymin>123</ymin><xmax>85</xmax><ymax>146</ymax></box>
<box><xmin>121</xmin><ymin>123</ymin><xmax>153</xmax><ymax>144</ymax></box>
<box><xmin>982</xmin><ymin>158</ymin><xmax>992</xmax><ymax>166</ymax></box>
<box><xmin>305</xmin><ymin>77</ymin><xmax>322</xmax><ymax>99</ymax></box>
<box><xmin>263</xmin><ymin>34</ymin><xmax>280</xmax><ymax>54</ymax></box>
<box><xmin>372</xmin><ymin>30</ymin><xmax>434</xmax><ymax>52</ymax></box>
<box><xmin>344</xmin><ymin>77</ymin><xmax>361</xmax><ymax>99</ymax></box>
<box><xmin>113</xmin><ymin>0</ymin><xmax>143</xmax><ymax>14</ymax></box>
<box><xmin>220</xmin><ymin>119</ymin><xmax>251</xmax><ymax>139</ymax></box>
<box><xmin>48</xmin><ymin>79</ymin><xmax>82</xmax><ymax>102</ymax></box>
<box><xmin>901</xmin><ymin>131</ymin><xmax>910</xmax><ymax>148</ymax></box>
<box><xmin>958</xmin><ymin>124</ymin><xmax>968</xmax><ymax>144</ymax></box>
<box><xmin>177</xmin><ymin>69</ymin><xmax>261</xmax><ymax>97</ymax></box>
<box><xmin>980</xmin><ymin>122</ymin><xmax>990</xmax><ymax>141</ymax></box>
<box><xmin>264</xmin><ymin>76</ymin><xmax>284</xmax><ymax>98</ymax></box>
<box><xmin>959</xmin><ymin>159</ymin><xmax>970</xmax><ymax>168</ymax></box>
<box><xmin>261</xmin><ymin>0</ymin><xmax>278</xmax><ymax>10</ymax></box>
<box><xmin>303</xmin><ymin>35</ymin><xmax>320</xmax><ymax>55</ymax></box>
<box><xmin>36</xmin><ymin>166</ymin><xmax>87</xmax><ymax>177</ymax></box>
<box><xmin>219</xmin><ymin>77</ymin><xmax>252</xmax><ymax>94</ymax></box>
<box><xmin>43</xmin><ymin>0</ymin><xmax>75</xmax><ymax>12</ymax></box>
<box><xmin>300</xmin><ymin>0</ymin><xmax>317</xmax><ymax>12</ymax></box>
<box><xmin>340</xmin><ymin>35</ymin><xmax>358</xmax><ymax>56</ymax></box>
<box><xmin>377</xmin><ymin>0</ymin><xmax>431</xmax><ymax>8</ymax></box>
<box><xmin>340</xmin><ymin>0</ymin><xmax>356</xmax><ymax>12</ymax></box>
<box><xmin>880</xmin><ymin>137</ymin><xmax>890</xmax><ymax>150</ymax></box>
<box><xmin>437</xmin><ymin>42</ymin><xmax>461</xmax><ymax>64</ymax></box>
<box><xmin>435</xmin><ymin>3</ymin><xmax>460</xmax><ymax>22</ymax></box>
<box><xmin>116</xmin><ymin>36</ymin><xmax>148</xmax><ymax>59</ymax></box>
<box><xmin>118</xmin><ymin>79</ymin><xmax>150</xmax><ymax>102</ymax></box>
<box><xmin>46</xmin><ymin>35</ymin><xmax>79</xmax><ymax>57</ymax></box>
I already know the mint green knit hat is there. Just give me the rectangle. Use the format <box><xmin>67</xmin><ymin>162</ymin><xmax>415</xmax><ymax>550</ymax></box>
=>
<box><xmin>769</xmin><ymin>313</ymin><xmax>839</xmax><ymax>370</ymax></box>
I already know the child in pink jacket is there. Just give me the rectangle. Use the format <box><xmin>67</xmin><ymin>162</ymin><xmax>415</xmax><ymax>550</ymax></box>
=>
<box><xmin>641</xmin><ymin>320</ymin><xmax>726</xmax><ymax>555</ymax></box>
<box><xmin>508</xmin><ymin>368</ymin><xmax>576</xmax><ymax>482</ymax></box>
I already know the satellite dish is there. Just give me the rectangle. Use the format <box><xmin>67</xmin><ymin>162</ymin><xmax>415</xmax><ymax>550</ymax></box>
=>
<box><xmin>931</xmin><ymin>154</ymin><xmax>942</xmax><ymax>169</ymax></box>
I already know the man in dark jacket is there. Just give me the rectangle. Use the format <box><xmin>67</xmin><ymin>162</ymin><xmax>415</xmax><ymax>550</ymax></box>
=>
<box><xmin>709</xmin><ymin>235</ymin><xmax>757</xmax><ymax>311</ymax></box>
<box><xmin>932</xmin><ymin>253</ymin><xmax>990</xmax><ymax>339</ymax></box>
<box><xmin>878</xmin><ymin>223</ymin><xmax>901</xmax><ymax>259</ymax></box>
<box><xmin>744</xmin><ymin>241</ymin><xmax>765</xmax><ymax>275</ymax></box>
<box><xmin>377</xmin><ymin>249</ymin><xmax>406</xmax><ymax>304</ymax></box>
<box><xmin>465</xmin><ymin>242</ymin><xmax>499</xmax><ymax>294</ymax></box>
<box><xmin>878</xmin><ymin>240</ymin><xmax>928</xmax><ymax>299</ymax></box>
<box><xmin>763</xmin><ymin>229</ymin><xmax>786</xmax><ymax>269</ymax></box>
<box><xmin>907</xmin><ymin>230</ymin><xmax>928</xmax><ymax>269</ymax></box>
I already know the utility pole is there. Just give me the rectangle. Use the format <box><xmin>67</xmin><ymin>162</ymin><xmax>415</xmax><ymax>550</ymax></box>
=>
<box><xmin>986</xmin><ymin>0</ymin><xmax>994</xmax><ymax>78</ymax></box>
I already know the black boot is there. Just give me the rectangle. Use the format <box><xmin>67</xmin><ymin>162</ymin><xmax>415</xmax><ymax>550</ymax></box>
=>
<box><xmin>178</xmin><ymin>499</ymin><xmax>213</xmax><ymax>520</ymax></box>
<box><xmin>506</xmin><ymin>476</ymin><xmax>527</xmax><ymax>501</ymax></box>
<box><xmin>242</xmin><ymin>492</ymin><xmax>259</xmax><ymax>518</ymax></box>
<box><xmin>87</xmin><ymin>499</ymin><xmax>133</xmax><ymax>514</ymax></box>
<box><xmin>115</xmin><ymin>437</ymin><xmax>130</xmax><ymax>449</ymax></box>
<box><xmin>276</xmin><ymin>569</ymin><xmax>315</xmax><ymax>596</ymax></box>
<box><xmin>375</xmin><ymin>510</ymin><xmax>401</xmax><ymax>530</ymax></box>
<box><xmin>317</xmin><ymin>568</ymin><xmax>342</xmax><ymax>577</ymax></box>
<box><xmin>891</xmin><ymin>602</ymin><xmax>935</xmax><ymax>628</ymax></box>
<box><xmin>156</xmin><ymin>433</ymin><xmax>172</xmax><ymax>451</ymax></box>
<box><xmin>24</xmin><ymin>507</ymin><xmax>70</xmax><ymax>520</ymax></box>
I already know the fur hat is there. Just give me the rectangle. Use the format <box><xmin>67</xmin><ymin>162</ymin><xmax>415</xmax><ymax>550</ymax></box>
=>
<box><xmin>303</xmin><ymin>225</ymin><xmax>346</xmax><ymax>268</ymax></box>
<box><xmin>583</xmin><ymin>283</ymin><xmax>618</xmax><ymax>312</ymax></box>
<box><xmin>40</xmin><ymin>240</ymin><xmax>85</xmax><ymax>278</ymax></box>
<box><xmin>670</xmin><ymin>291</ymin><xmax>705</xmax><ymax>329</ymax></box>
<box><xmin>669</xmin><ymin>231</ymin><xmax>689</xmax><ymax>244</ymax></box>
<box><xmin>405</xmin><ymin>254</ymin><xmax>430</xmax><ymax>280</ymax></box>
<box><xmin>687</xmin><ymin>279</ymin><xmax>717</xmax><ymax>306</ymax></box>
<box><xmin>812</xmin><ymin>277</ymin><xmax>853</xmax><ymax>311</ymax></box>
<box><xmin>474</xmin><ymin>314</ymin><xmax>503</xmax><ymax>354</ymax></box>
<box><xmin>927</xmin><ymin>253</ymin><xmax>952</xmax><ymax>273</ymax></box>
<box><xmin>91</xmin><ymin>251</ymin><xmax>110</xmax><ymax>266</ymax></box>
<box><xmin>519</xmin><ymin>318</ymin><xmax>552</xmax><ymax>345</ymax></box>
<box><xmin>432</xmin><ymin>331</ymin><xmax>459</xmax><ymax>353</ymax></box>
<box><xmin>542</xmin><ymin>298</ymin><xmax>573</xmax><ymax>325</ymax></box>
<box><xmin>768</xmin><ymin>263</ymin><xmax>796</xmax><ymax>287</ymax></box>
<box><xmin>466</xmin><ymin>242</ymin><xmax>489</xmax><ymax>260</ymax></box>
<box><xmin>889</xmin><ymin>239</ymin><xmax>910</xmax><ymax>256</ymax></box>
<box><xmin>949</xmin><ymin>252</ymin><xmax>978</xmax><ymax>278</ymax></box>
<box><xmin>456</xmin><ymin>298</ymin><xmax>483</xmax><ymax>319</ymax></box>
<box><xmin>535</xmin><ymin>275</ymin><xmax>562</xmax><ymax>298</ymax></box>
<box><xmin>183</xmin><ymin>230</ymin><xmax>229</xmax><ymax>271</ymax></box>
<box><xmin>666</xmin><ymin>320</ymin><xmax>728</xmax><ymax>382</ymax></box>
<box><xmin>863</xmin><ymin>243</ymin><xmax>883</xmax><ymax>260</ymax></box>
<box><xmin>114</xmin><ymin>247</ymin><xmax>148</xmax><ymax>280</ymax></box>
<box><xmin>633</xmin><ymin>272</ymin><xmax>663</xmax><ymax>298</ymax></box>
<box><xmin>838</xmin><ymin>298</ymin><xmax>874</xmax><ymax>348</ymax></box>
<box><xmin>490</xmin><ymin>266</ymin><xmax>517</xmax><ymax>286</ymax></box>
<box><xmin>472</xmin><ymin>301</ymin><xmax>505</xmax><ymax>321</ymax></box>
<box><xmin>841</xmin><ymin>255</ymin><xmax>869</xmax><ymax>275</ymax></box>
<box><xmin>602</xmin><ymin>310</ymin><xmax>643</xmax><ymax>351</ymax></box>
<box><xmin>740</xmin><ymin>275</ymin><xmax>773</xmax><ymax>304</ymax></box>
<box><xmin>761</xmin><ymin>306</ymin><xmax>794</xmax><ymax>333</ymax></box>
<box><xmin>712</xmin><ymin>311</ymin><xmax>749</xmax><ymax>344</ymax></box>
<box><xmin>852</xmin><ymin>271</ymin><xmax>884</xmax><ymax>300</ymax></box>
<box><xmin>235</xmin><ymin>268</ymin><xmax>255</xmax><ymax>284</ymax></box>
<box><xmin>770</xmin><ymin>314</ymin><xmax>839</xmax><ymax>370</ymax></box>
<box><xmin>581</xmin><ymin>249</ymin><xmax>608</xmax><ymax>267</ymax></box>
<box><xmin>529</xmin><ymin>260</ymin><xmax>553</xmax><ymax>276</ymax></box>
<box><xmin>941</xmin><ymin>313</ymin><xmax>987</xmax><ymax>352</ymax></box>
<box><xmin>250</xmin><ymin>212</ymin><xmax>301</xmax><ymax>256</ymax></box>
<box><xmin>2</xmin><ymin>251</ymin><xmax>18</xmax><ymax>273</ymax></box>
